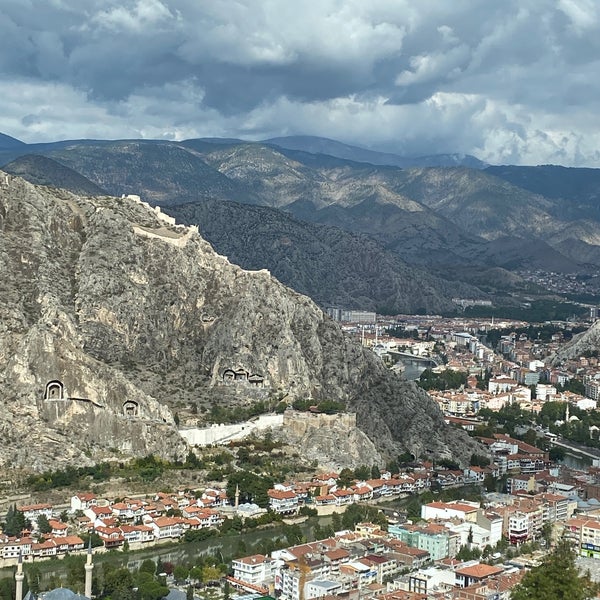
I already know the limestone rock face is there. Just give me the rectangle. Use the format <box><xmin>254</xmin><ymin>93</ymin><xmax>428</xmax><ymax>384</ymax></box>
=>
<box><xmin>552</xmin><ymin>320</ymin><xmax>600</xmax><ymax>364</ymax></box>
<box><xmin>277</xmin><ymin>411</ymin><xmax>383</xmax><ymax>470</ymax></box>
<box><xmin>0</xmin><ymin>173</ymin><xmax>480</xmax><ymax>471</ymax></box>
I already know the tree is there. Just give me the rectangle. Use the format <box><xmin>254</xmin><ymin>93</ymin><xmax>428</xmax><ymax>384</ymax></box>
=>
<box><xmin>139</xmin><ymin>560</ymin><xmax>156</xmax><ymax>575</ymax></box>
<box><xmin>337</xmin><ymin>468</ymin><xmax>355</xmax><ymax>488</ymax></box>
<box><xmin>511</xmin><ymin>541</ymin><xmax>598</xmax><ymax>600</ymax></box>
<box><xmin>331</xmin><ymin>512</ymin><xmax>342</xmax><ymax>532</ymax></box>
<box><xmin>201</xmin><ymin>566</ymin><xmax>221</xmax><ymax>583</ymax></box>
<box><xmin>155</xmin><ymin>558</ymin><xmax>165</xmax><ymax>576</ymax></box>
<box><xmin>3</xmin><ymin>505</ymin><xmax>30</xmax><ymax>537</ymax></box>
<box><xmin>186</xmin><ymin>586</ymin><xmax>194</xmax><ymax>600</ymax></box>
<box><xmin>223</xmin><ymin>579</ymin><xmax>230</xmax><ymax>600</ymax></box>
<box><xmin>522</xmin><ymin>428</ymin><xmax>538</xmax><ymax>446</ymax></box>
<box><xmin>25</xmin><ymin>565</ymin><xmax>41</xmax><ymax>594</ymax></box>
<box><xmin>81</xmin><ymin>531</ymin><xmax>103</xmax><ymax>548</ymax></box>
<box><xmin>136</xmin><ymin>573</ymin><xmax>168</xmax><ymax>600</ymax></box>
<box><xmin>174</xmin><ymin>565</ymin><xmax>189</xmax><ymax>582</ymax></box>
<box><xmin>65</xmin><ymin>555</ymin><xmax>86</xmax><ymax>593</ymax></box>
<box><xmin>37</xmin><ymin>514</ymin><xmax>52</xmax><ymax>534</ymax></box>
<box><xmin>226</xmin><ymin>470</ymin><xmax>274</xmax><ymax>507</ymax></box>
<box><xmin>549</xmin><ymin>446</ymin><xmax>566</xmax><ymax>463</ymax></box>
<box><xmin>0</xmin><ymin>578</ymin><xmax>15</xmax><ymax>600</ymax></box>
<box><xmin>470</xmin><ymin>453</ymin><xmax>490</xmax><ymax>467</ymax></box>
<box><xmin>103</xmin><ymin>568</ymin><xmax>134</xmax><ymax>596</ymax></box>
<box><xmin>354</xmin><ymin>465</ymin><xmax>370</xmax><ymax>480</ymax></box>
<box><xmin>284</xmin><ymin>524</ymin><xmax>303</xmax><ymax>546</ymax></box>
<box><xmin>541</xmin><ymin>522</ymin><xmax>553</xmax><ymax>547</ymax></box>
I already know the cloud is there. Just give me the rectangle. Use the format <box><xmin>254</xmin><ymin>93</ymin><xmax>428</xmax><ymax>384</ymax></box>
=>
<box><xmin>0</xmin><ymin>1</ymin><xmax>599</xmax><ymax>165</ymax></box>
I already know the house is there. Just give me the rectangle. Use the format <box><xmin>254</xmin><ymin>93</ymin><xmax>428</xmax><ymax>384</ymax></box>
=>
<box><xmin>151</xmin><ymin>516</ymin><xmax>185</xmax><ymax>539</ymax></box>
<box><xmin>0</xmin><ymin>537</ymin><xmax>33</xmax><ymax>559</ymax></box>
<box><xmin>455</xmin><ymin>563</ymin><xmax>504</xmax><ymax>588</ymax></box>
<box><xmin>383</xmin><ymin>539</ymin><xmax>430</xmax><ymax>569</ymax></box>
<box><xmin>339</xmin><ymin>560</ymin><xmax>378</xmax><ymax>586</ymax></box>
<box><xmin>333</xmin><ymin>489</ymin><xmax>354</xmax><ymax>506</ymax></box>
<box><xmin>95</xmin><ymin>526</ymin><xmax>125</xmax><ymax>549</ymax></box>
<box><xmin>268</xmin><ymin>489</ymin><xmax>299</xmax><ymax>514</ymax></box>
<box><xmin>51</xmin><ymin>535</ymin><xmax>85</xmax><ymax>554</ymax></box>
<box><xmin>305</xmin><ymin>580</ymin><xmax>343</xmax><ymax>600</ymax></box>
<box><xmin>31</xmin><ymin>539</ymin><xmax>57</xmax><ymax>558</ymax></box>
<box><xmin>421</xmin><ymin>501</ymin><xmax>479</xmax><ymax>522</ymax></box>
<box><xmin>70</xmin><ymin>493</ymin><xmax>97</xmax><ymax>512</ymax></box>
<box><xmin>201</xmin><ymin>488</ymin><xmax>229</xmax><ymax>507</ymax></box>
<box><xmin>111</xmin><ymin>499</ymin><xmax>145</xmax><ymax>522</ymax></box>
<box><xmin>185</xmin><ymin>509</ymin><xmax>223</xmax><ymax>530</ymax></box>
<box><xmin>388</xmin><ymin>523</ymin><xmax>460</xmax><ymax>561</ymax></box>
<box><xmin>322</xmin><ymin>547</ymin><xmax>350</xmax><ymax>574</ymax></box>
<box><xmin>363</xmin><ymin>554</ymin><xmax>399</xmax><ymax>584</ymax></box>
<box><xmin>455</xmin><ymin>572</ymin><xmax>525</xmax><ymax>600</ymax></box>
<box><xmin>463</xmin><ymin>467</ymin><xmax>486</xmax><ymax>484</ymax></box>
<box><xmin>85</xmin><ymin>505</ymin><xmax>113</xmax><ymax>527</ymax></box>
<box><xmin>314</xmin><ymin>494</ymin><xmax>336</xmax><ymax>506</ymax></box>
<box><xmin>18</xmin><ymin>504</ymin><xmax>53</xmax><ymax>523</ymax></box>
<box><xmin>48</xmin><ymin>520</ymin><xmax>68</xmax><ymax>537</ymax></box>
<box><xmin>119</xmin><ymin>524</ymin><xmax>154</xmax><ymax>543</ymax></box>
<box><xmin>408</xmin><ymin>565</ymin><xmax>456</xmax><ymax>595</ymax></box>
<box><xmin>231</xmin><ymin>554</ymin><xmax>274</xmax><ymax>585</ymax></box>
<box><xmin>565</xmin><ymin>516</ymin><xmax>600</xmax><ymax>558</ymax></box>
<box><xmin>352</xmin><ymin>486</ymin><xmax>373</xmax><ymax>502</ymax></box>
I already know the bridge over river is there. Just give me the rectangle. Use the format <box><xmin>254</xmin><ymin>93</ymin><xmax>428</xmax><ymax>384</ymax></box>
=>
<box><xmin>388</xmin><ymin>351</ymin><xmax>441</xmax><ymax>380</ymax></box>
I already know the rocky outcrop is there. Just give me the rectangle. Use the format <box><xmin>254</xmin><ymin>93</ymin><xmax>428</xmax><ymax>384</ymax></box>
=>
<box><xmin>278</xmin><ymin>410</ymin><xmax>382</xmax><ymax>470</ymax></box>
<box><xmin>0</xmin><ymin>173</ymin><xmax>481</xmax><ymax>471</ymax></box>
<box><xmin>552</xmin><ymin>320</ymin><xmax>600</xmax><ymax>364</ymax></box>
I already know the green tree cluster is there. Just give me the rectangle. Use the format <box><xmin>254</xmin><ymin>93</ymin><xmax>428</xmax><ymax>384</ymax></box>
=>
<box><xmin>226</xmin><ymin>470</ymin><xmax>274</xmax><ymax>507</ymax></box>
<box><xmin>538</xmin><ymin>401</ymin><xmax>600</xmax><ymax>448</ymax></box>
<box><xmin>417</xmin><ymin>369</ymin><xmax>467</xmax><ymax>391</ymax></box>
<box><xmin>511</xmin><ymin>541</ymin><xmax>598</xmax><ymax>600</ymax></box>
<box><xmin>2</xmin><ymin>505</ymin><xmax>30</xmax><ymax>537</ymax></box>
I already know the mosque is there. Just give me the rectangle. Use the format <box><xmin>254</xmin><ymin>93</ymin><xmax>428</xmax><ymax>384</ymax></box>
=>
<box><xmin>14</xmin><ymin>540</ymin><xmax>94</xmax><ymax>600</ymax></box>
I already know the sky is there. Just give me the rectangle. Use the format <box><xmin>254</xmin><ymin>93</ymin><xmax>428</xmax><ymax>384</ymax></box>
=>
<box><xmin>1</xmin><ymin>0</ymin><xmax>600</xmax><ymax>166</ymax></box>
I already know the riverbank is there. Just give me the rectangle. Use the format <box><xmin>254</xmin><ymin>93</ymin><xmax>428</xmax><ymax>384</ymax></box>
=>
<box><xmin>0</xmin><ymin>517</ymin><xmax>329</xmax><ymax>585</ymax></box>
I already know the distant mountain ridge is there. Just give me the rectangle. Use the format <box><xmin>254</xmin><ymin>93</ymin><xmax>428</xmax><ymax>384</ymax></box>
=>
<box><xmin>168</xmin><ymin>197</ymin><xmax>484</xmax><ymax>314</ymax></box>
<box><xmin>3</xmin><ymin>154</ymin><xmax>108</xmax><ymax>196</ymax></box>
<box><xmin>265</xmin><ymin>135</ymin><xmax>488</xmax><ymax>169</ymax></box>
<box><xmin>0</xmin><ymin>132</ymin><xmax>26</xmax><ymax>150</ymax></box>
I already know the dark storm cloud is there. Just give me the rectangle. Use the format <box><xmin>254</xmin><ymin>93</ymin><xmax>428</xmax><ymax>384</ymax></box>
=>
<box><xmin>1</xmin><ymin>0</ymin><xmax>599</xmax><ymax>165</ymax></box>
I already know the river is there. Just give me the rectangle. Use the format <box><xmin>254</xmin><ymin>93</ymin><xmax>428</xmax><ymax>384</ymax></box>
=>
<box><xmin>396</xmin><ymin>357</ymin><xmax>439</xmax><ymax>381</ymax></box>
<box><xmin>4</xmin><ymin>518</ymin><xmax>327</xmax><ymax>585</ymax></box>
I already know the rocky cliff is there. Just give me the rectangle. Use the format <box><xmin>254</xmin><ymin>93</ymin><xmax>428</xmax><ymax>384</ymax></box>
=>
<box><xmin>278</xmin><ymin>410</ymin><xmax>383</xmax><ymax>470</ymax></box>
<box><xmin>0</xmin><ymin>173</ymin><xmax>480</xmax><ymax>471</ymax></box>
<box><xmin>552</xmin><ymin>320</ymin><xmax>600</xmax><ymax>364</ymax></box>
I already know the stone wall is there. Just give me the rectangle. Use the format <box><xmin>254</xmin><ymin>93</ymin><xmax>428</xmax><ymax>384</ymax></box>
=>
<box><xmin>282</xmin><ymin>409</ymin><xmax>356</xmax><ymax>438</ymax></box>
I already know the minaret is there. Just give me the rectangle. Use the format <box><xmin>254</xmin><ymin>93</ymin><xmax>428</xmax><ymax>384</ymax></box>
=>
<box><xmin>84</xmin><ymin>537</ymin><xmax>94</xmax><ymax>599</ymax></box>
<box><xmin>565</xmin><ymin>401</ymin><xmax>570</xmax><ymax>423</ymax></box>
<box><xmin>15</xmin><ymin>552</ymin><xmax>24</xmax><ymax>600</ymax></box>
<box><xmin>234</xmin><ymin>484</ymin><xmax>240</xmax><ymax>509</ymax></box>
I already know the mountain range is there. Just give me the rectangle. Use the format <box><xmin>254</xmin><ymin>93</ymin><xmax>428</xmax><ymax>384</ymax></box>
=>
<box><xmin>2</xmin><ymin>133</ymin><xmax>600</xmax><ymax>315</ymax></box>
